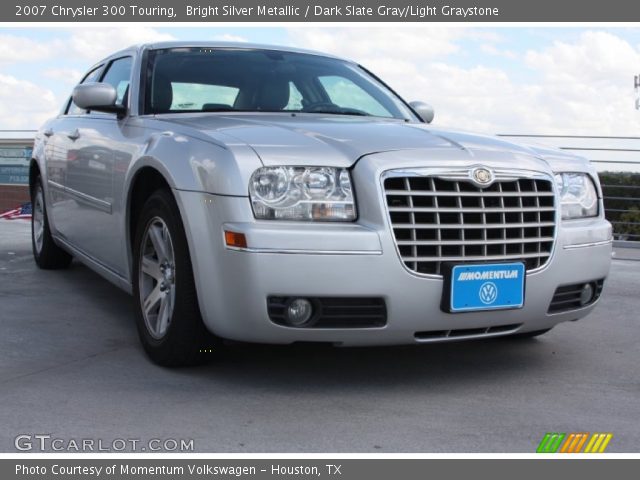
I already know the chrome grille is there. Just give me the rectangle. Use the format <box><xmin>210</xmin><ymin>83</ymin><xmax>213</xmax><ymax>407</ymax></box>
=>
<box><xmin>384</xmin><ymin>172</ymin><xmax>556</xmax><ymax>276</ymax></box>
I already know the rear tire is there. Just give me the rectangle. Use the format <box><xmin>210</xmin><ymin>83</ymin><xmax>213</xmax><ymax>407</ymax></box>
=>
<box><xmin>509</xmin><ymin>328</ymin><xmax>553</xmax><ymax>339</ymax></box>
<box><xmin>31</xmin><ymin>176</ymin><xmax>72</xmax><ymax>270</ymax></box>
<box><xmin>132</xmin><ymin>189</ymin><xmax>218</xmax><ymax>367</ymax></box>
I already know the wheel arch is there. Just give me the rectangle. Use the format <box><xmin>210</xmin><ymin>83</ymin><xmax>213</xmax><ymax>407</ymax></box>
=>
<box><xmin>125</xmin><ymin>165</ymin><xmax>179</xmax><ymax>275</ymax></box>
<box><xmin>29</xmin><ymin>158</ymin><xmax>41</xmax><ymax>195</ymax></box>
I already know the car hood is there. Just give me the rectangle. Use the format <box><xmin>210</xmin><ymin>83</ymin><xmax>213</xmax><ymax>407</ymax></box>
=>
<box><xmin>159</xmin><ymin>114</ymin><xmax>582</xmax><ymax>168</ymax></box>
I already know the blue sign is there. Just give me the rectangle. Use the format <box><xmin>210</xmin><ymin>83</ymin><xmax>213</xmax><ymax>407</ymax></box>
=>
<box><xmin>1</xmin><ymin>144</ymin><xmax>31</xmax><ymax>185</ymax></box>
<box><xmin>0</xmin><ymin>164</ymin><xmax>29</xmax><ymax>185</ymax></box>
<box><xmin>449</xmin><ymin>262</ymin><xmax>525</xmax><ymax>312</ymax></box>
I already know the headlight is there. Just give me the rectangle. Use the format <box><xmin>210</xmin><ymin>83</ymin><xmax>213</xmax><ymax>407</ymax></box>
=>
<box><xmin>249</xmin><ymin>166</ymin><xmax>356</xmax><ymax>221</ymax></box>
<box><xmin>554</xmin><ymin>172</ymin><xmax>598</xmax><ymax>220</ymax></box>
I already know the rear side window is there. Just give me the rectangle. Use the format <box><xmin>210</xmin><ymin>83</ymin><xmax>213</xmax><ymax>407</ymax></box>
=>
<box><xmin>284</xmin><ymin>82</ymin><xmax>303</xmax><ymax>111</ymax></box>
<box><xmin>66</xmin><ymin>66</ymin><xmax>103</xmax><ymax>115</ymax></box>
<box><xmin>170</xmin><ymin>83</ymin><xmax>239</xmax><ymax>111</ymax></box>
<box><xmin>99</xmin><ymin>56</ymin><xmax>133</xmax><ymax>107</ymax></box>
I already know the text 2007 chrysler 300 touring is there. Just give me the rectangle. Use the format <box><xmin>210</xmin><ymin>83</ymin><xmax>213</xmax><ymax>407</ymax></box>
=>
<box><xmin>31</xmin><ymin>42</ymin><xmax>612</xmax><ymax>366</ymax></box>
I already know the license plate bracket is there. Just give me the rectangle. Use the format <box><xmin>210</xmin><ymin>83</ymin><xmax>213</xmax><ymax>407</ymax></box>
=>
<box><xmin>440</xmin><ymin>262</ymin><xmax>526</xmax><ymax>313</ymax></box>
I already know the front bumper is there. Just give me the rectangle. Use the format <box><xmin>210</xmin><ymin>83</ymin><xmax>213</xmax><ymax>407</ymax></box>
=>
<box><xmin>174</xmin><ymin>186</ymin><xmax>612</xmax><ymax>346</ymax></box>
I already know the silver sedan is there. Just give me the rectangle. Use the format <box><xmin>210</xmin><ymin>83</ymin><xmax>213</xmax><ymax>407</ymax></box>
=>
<box><xmin>30</xmin><ymin>42</ymin><xmax>612</xmax><ymax>366</ymax></box>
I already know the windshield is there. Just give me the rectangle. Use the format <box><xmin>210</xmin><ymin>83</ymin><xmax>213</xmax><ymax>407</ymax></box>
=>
<box><xmin>144</xmin><ymin>47</ymin><xmax>416</xmax><ymax>120</ymax></box>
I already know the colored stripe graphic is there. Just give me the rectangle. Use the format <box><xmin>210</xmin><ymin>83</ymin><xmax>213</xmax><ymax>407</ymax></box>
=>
<box><xmin>572</xmin><ymin>433</ymin><xmax>590</xmax><ymax>453</ymax></box>
<box><xmin>537</xmin><ymin>433</ymin><xmax>566</xmax><ymax>453</ymax></box>
<box><xmin>560</xmin><ymin>433</ymin><xmax>589</xmax><ymax>453</ymax></box>
<box><xmin>560</xmin><ymin>433</ymin><xmax>576</xmax><ymax>453</ymax></box>
<box><xmin>584</xmin><ymin>433</ymin><xmax>613</xmax><ymax>453</ymax></box>
<box><xmin>538</xmin><ymin>432</ymin><xmax>613</xmax><ymax>453</ymax></box>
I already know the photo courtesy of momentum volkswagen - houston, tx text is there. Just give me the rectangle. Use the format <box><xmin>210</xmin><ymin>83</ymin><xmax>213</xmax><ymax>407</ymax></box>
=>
<box><xmin>29</xmin><ymin>41</ymin><xmax>612</xmax><ymax>367</ymax></box>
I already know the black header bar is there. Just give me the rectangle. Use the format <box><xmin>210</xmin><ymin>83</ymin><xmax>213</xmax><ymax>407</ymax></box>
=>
<box><xmin>5</xmin><ymin>0</ymin><xmax>640</xmax><ymax>22</ymax></box>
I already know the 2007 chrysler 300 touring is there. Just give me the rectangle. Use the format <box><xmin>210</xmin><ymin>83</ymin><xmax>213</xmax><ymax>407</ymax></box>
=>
<box><xmin>31</xmin><ymin>42</ymin><xmax>613</xmax><ymax>366</ymax></box>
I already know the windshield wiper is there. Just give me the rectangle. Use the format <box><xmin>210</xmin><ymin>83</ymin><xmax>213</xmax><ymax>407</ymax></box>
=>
<box><xmin>201</xmin><ymin>107</ymin><xmax>236</xmax><ymax>112</ymax></box>
<box><xmin>302</xmin><ymin>110</ymin><xmax>371</xmax><ymax>117</ymax></box>
<box><xmin>196</xmin><ymin>108</ymin><xmax>373</xmax><ymax>117</ymax></box>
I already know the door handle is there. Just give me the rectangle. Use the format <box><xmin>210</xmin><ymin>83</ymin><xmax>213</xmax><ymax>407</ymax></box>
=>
<box><xmin>43</xmin><ymin>129</ymin><xmax>54</xmax><ymax>137</ymax></box>
<box><xmin>67</xmin><ymin>129</ymin><xmax>80</xmax><ymax>141</ymax></box>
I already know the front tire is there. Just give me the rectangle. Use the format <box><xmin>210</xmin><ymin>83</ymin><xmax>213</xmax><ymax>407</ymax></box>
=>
<box><xmin>132</xmin><ymin>189</ymin><xmax>217</xmax><ymax>366</ymax></box>
<box><xmin>31</xmin><ymin>176</ymin><xmax>72</xmax><ymax>270</ymax></box>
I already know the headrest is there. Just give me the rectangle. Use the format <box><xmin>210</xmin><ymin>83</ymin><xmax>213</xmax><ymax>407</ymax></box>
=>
<box><xmin>255</xmin><ymin>79</ymin><xmax>290</xmax><ymax>111</ymax></box>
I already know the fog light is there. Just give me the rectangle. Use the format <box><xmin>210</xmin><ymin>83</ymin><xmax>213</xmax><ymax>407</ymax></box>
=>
<box><xmin>285</xmin><ymin>298</ymin><xmax>314</xmax><ymax>326</ymax></box>
<box><xmin>580</xmin><ymin>283</ymin><xmax>595</xmax><ymax>306</ymax></box>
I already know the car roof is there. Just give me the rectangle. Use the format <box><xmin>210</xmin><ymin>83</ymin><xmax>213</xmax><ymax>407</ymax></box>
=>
<box><xmin>98</xmin><ymin>41</ymin><xmax>352</xmax><ymax>65</ymax></box>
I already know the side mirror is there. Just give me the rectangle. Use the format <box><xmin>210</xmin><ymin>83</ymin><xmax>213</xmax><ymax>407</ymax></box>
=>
<box><xmin>72</xmin><ymin>82</ymin><xmax>126</xmax><ymax>116</ymax></box>
<box><xmin>409</xmin><ymin>101</ymin><xmax>434</xmax><ymax>124</ymax></box>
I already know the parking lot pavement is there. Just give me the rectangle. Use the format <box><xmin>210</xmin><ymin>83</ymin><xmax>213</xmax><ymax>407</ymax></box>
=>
<box><xmin>0</xmin><ymin>219</ymin><xmax>638</xmax><ymax>453</ymax></box>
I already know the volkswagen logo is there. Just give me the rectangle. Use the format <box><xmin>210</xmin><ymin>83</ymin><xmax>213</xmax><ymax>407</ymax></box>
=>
<box><xmin>479</xmin><ymin>282</ymin><xmax>498</xmax><ymax>305</ymax></box>
<box><xmin>471</xmin><ymin>167</ymin><xmax>494</xmax><ymax>187</ymax></box>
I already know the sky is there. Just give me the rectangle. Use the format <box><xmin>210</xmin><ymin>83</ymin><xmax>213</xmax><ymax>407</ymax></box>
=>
<box><xmin>1</xmin><ymin>26</ymin><xmax>640</xmax><ymax>137</ymax></box>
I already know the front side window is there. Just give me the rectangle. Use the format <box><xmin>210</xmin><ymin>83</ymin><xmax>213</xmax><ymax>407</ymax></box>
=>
<box><xmin>145</xmin><ymin>48</ymin><xmax>415</xmax><ymax>120</ymax></box>
<box><xmin>318</xmin><ymin>76</ymin><xmax>391</xmax><ymax>117</ymax></box>
<box><xmin>99</xmin><ymin>56</ymin><xmax>133</xmax><ymax>106</ymax></box>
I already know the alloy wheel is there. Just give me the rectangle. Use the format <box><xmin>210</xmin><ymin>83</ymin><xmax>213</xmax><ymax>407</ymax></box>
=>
<box><xmin>32</xmin><ymin>186</ymin><xmax>45</xmax><ymax>254</ymax></box>
<box><xmin>138</xmin><ymin>217</ymin><xmax>176</xmax><ymax>339</ymax></box>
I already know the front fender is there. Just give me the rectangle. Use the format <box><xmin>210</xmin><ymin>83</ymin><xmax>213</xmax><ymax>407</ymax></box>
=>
<box><xmin>124</xmin><ymin>130</ymin><xmax>262</xmax><ymax>197</ymax></box>
<box><xmin>120</xmin><ymin>129</ymin><xmax>263</xmax><ymax>282</ymax></box>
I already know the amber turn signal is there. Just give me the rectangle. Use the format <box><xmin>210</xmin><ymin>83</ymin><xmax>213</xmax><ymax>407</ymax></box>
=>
<box><xmin>224</xmin><ymin>230</ymin><xmax>248</xmax><ymax>249</ymax></box>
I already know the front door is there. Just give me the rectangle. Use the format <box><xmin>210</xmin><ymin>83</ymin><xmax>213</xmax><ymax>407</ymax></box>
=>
<box><xmin>50</xmin><ymin>56</ymin><xmax>135</xmax><ymax>273</ymax></box>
